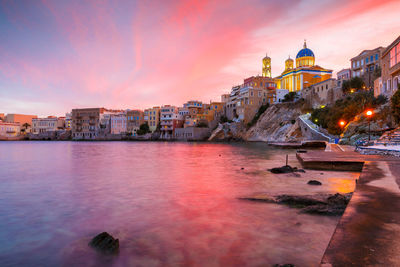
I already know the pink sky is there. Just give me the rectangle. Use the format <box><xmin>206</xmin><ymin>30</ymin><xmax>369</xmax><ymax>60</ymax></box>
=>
<box><xmin>0</xmin><ymin>0</ymin><xmax>399</xmax><ymax>116</ymax></box>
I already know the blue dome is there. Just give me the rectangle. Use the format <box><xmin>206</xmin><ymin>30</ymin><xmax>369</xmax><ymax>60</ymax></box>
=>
<box><xmin>296</xmin><ymin>48</ymin><xmax>314</xmax><ymax>58</ymax></box>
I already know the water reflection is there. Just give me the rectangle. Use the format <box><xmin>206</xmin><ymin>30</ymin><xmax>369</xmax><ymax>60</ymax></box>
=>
<box><xmin>0</xmin><ymin>142</ymin><xmax>359</xmax><ymax>266</ymax></box>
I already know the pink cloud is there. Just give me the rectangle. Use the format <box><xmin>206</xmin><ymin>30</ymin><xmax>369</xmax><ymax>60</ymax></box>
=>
<box><xmin>0</xmin><ymin>0</ymin><xmax>399</xmax><ymax>116</ymax></box>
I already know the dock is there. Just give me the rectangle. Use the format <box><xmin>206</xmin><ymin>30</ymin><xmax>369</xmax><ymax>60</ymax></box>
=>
<box><xmin>321</xmin><ymin>160</ymin><xmax>400</xmax><ymax>266</ymax></box>
<box><xmin>296</xmin><ymin>144</ymin><xmax>398</xmax><ymax>171</ymax></box>
<box><xmin>295</xmin><ymin>144</ymin><xmax>400</xmax><ymax>266</ymax></box>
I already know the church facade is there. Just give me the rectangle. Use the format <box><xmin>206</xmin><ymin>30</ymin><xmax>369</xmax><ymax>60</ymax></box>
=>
<box><xmin>275</xmin><ymin>41</ymin><xmax>333</xmax><ymax>92</ymax></box>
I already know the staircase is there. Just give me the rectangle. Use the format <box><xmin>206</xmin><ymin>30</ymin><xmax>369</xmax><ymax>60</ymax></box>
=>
<box><xmin>375</xmin><ymin>127</ymin><xmax>400</xmax><ymax>145</ymax></box>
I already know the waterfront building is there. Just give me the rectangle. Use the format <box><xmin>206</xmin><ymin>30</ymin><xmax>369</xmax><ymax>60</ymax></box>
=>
<box><xmin>0</xmin><ymin>113</ymin><xmax>4</xmax><ymax>121</ymax></box>
<box><xmin>376</xmin><ymin>35</ymin><xmax>400</xmax><ymax>97</ymax></box>
<box><xmin>32</xmin><ymin>116</ymin><xmax>65</xmax><ymax>134</ymax></box>
<box><xmin>110</xmin><ymin>113</ymin><xmax>127</xmax><ymax>135</ymax></box>
<box><xmin>0</xmin><ymin>122</ymin><xmax>20</xmax><ymax>138</ymax></box>
<box><xmin>71</xmin><ymin>108</ymin><xmax>106</xmax><ymax>139</ymax></box>
<box><xmin>337</xmin><ymin>68</ymin><xmax>352</xmax><ymax>88</ymax></box>
<box><xmin>160</xmin><ymin>105</ymin><xmax>184</xmax><ymax>138</ymax></box>
<box><xmin>5</xmin><ymin>114</ymin><xmax>37</xmax><ymax>129</ymax></box>
<box><xmin>126</xmin><ymin>110</ymin><xmax>143</xmax><ymax>135</ymax></box>
<box><xmin>350</xmin><ymin>46</ymin><xmax>385</xmax><ymax>89</ymax></box>
<box><xmin>275</xmin><ymin>41</ymin><xmax>332</xmax><ymax>92</ymax></box>
<box><xmin>144</xmin><ymin>106</ymin><xmax>160</xmax><ymax>132</ymax></box>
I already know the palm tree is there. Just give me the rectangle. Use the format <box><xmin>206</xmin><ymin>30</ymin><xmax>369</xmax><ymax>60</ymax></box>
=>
<box><xmin>22</xmin><ymin>123</ymin><xmax>30</xmax><ymax>129</ymax></box>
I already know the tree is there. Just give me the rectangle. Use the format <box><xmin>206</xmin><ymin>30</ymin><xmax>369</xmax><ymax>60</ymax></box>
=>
<box><xmin>342</xmin><ymin>77</ymin><xmax>365</xmax><ymax>94</ymax></box>
<box><xmin>391</xmin><ymin>84</ymin><xmax>400</xmax><ymax>123</ymax></box>
<box><xmin>22</xmin><ymin>123</ymin><xmax>30</xmax><ymax>129</ymax></box>
<box><xmin>195</xmin><ymin>121</ymin><xmax>208</xmax><ymax>128</ymax></box>
<box><xmin>137</xmin><ymin>123</ymin><xmax>150</xmax><ymax>135</ymax></box>
<box><xmin>282</xmin><ymin>92</ymin><xmax>297</xmax><ymax>102</ymax></box>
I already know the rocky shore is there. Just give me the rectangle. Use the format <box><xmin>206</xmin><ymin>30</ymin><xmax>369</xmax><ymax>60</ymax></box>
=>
<box><xmin>240</xmin><ymin>192</ymin><xmax>353</xmax><ymax>216</ymax></box>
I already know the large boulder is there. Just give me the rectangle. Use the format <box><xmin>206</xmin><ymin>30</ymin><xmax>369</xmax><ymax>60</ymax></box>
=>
<box><xmin>88</xmin><ymin>232</ymin><xmax>119</xmax><ymax>254</ymax></box>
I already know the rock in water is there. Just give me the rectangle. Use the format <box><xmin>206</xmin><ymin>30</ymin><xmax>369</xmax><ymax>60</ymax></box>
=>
<box><xmin>89</xmin><ymin>232</ymin><xmax>119</xmax><ymax>254</ymax></box>
<box><xmin>269</xmin><ymin>165</ymin><xmax>295</xmax><ymax>174</ymax></box>
<box><xmin>274</xmin><ymin>264</ymin><xmax>295</xmax><ymax>267</ymax></box>
<box><xmin>307</xmin><ymin>180</ymin><xmax>322</xmax><ymax>185</ymax></box>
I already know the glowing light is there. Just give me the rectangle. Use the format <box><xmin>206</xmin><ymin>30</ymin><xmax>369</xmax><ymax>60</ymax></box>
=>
<box><xmin>339</xmin><ymin>120</ymin><xmax>346</xmax><ymax>127</ymax></box>
<box><xmin>314</xmin><ymin>119</ymin><xmax>318</xmax><ymax>122</ymax></box>
<box><xmin>366</xmin><ymin>110</ymin><xmax>373</xmax><ymax>116</ymax></box>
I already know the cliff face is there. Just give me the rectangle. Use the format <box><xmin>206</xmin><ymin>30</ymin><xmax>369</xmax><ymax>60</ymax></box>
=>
<box><xmin>208</xmin><ymin>122</ymin><xmax>246</xmax><ymax>141</ymax></box>
<box><xmin>209</xmin><ymin>103</ymin><xmax>304</xmax><ymax>142</ymax></box>
<box><xmin>244</xmin><ymin>103</ymin><xmax>303</xmax><ymax>142</ymax></box>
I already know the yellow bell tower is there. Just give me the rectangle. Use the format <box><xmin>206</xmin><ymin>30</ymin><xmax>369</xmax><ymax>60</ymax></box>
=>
<box><xmin>285</xmin><ymin>56</ymin><xmax>294</xmax><ymax>71</ymax></box>
<box><xmin>262</xmin><ymin>53</ymin><xmax>271</xmax><ymax>78</ymax></box>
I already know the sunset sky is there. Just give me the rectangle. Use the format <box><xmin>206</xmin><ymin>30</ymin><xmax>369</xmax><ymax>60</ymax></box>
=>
<box><xmin>1</xmin><ymin>0</ymin><xmax>400</xmax><ymax>116</ymax></box>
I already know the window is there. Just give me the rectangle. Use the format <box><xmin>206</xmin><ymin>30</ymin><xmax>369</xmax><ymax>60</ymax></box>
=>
<box><xmin>390</xmin><ymin>47</ymin><xmax>396</xmax><ymax>67</ymax></box>
<box><xmin>375</xmin><ymin>54</ymin><xmax>378</xmax><ymax>61</ymax></box>
<box><xmin>361</xmin><ymin>59</ymin><xmax>364</xmax><ymax>66</ymax></box>
<box><xmin>370</xmin><ymin>55</ymin><xmax>373</xmax><ymax>62</ymax></box>
<box><xmin>366</xmin><ymin>57</ymin><xmax>369</xmax><ymax>64</ymax></box>
<box><xmin>397</xmin><ymin>43</ymin><xmax>400</xmax><ymax>66</ymax></box>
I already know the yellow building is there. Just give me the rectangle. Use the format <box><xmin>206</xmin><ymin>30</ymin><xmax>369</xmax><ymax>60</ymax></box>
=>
<box><xmin>275</xmin><ymin>41</ymin><xmax>332</xmax><ymax>91</ymax></box>
<box><xmin>144</xmin><ymin>106</ymin><xmax>160</xmax><ymax>132</ymax></box>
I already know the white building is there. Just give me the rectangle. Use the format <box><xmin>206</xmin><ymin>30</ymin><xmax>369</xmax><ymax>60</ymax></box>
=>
<box><xmin>32</xmin><ymin>117</ymin><xmax>64</xmax><ymax>134</ymax></box>
<box><xmin>274</xmin><ymin>89</ymin><xmax>290</xmax><ymax>103</ymax></box>
<box><xmin>110</xmin><ymin>113</ymin><xmax>127</xmax><ymax>134</ymax></box>
<box><xmin>160</xmin><ymin>105</ymin><xmax>183</xmax><ymax>138</ymax></box>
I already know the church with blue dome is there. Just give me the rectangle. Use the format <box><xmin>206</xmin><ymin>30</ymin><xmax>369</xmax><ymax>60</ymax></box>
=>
<box><xmin>274</xmin><ymin>41</ymin><xmax>332</xmax><ymax>92</ymax></box>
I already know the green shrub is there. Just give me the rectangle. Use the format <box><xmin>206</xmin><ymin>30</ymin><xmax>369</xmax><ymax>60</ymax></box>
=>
<box><xmin>137</xmin><ymin>123</ymin><xmax>150</xmax><ymax>135</ymax></box>
<box><xmin>311</xmin><ymin>91</ymin><xmax>384</xmax><ymax>135</ymax></box>
<box><xmin>282</xmin><ymin>92</ymin><xmax>297</xmax><ymax>102</ymax></box>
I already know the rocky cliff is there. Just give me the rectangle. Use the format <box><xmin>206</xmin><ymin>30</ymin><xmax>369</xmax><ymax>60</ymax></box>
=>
<box><xmin>209</xmin><ymin>103</ymin><xmax>304</xmax><ymax>142</ymax></box>
<box><xmin>245</xmin><ymin>103</ymin><xmax>303</xmax><ymax>142</ymax></box>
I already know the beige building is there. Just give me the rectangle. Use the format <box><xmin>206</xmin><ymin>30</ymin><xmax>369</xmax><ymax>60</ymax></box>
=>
<box><xmin>72</xmin><ymin>108</ymin><xmax>106</xmax><ymax>139</ymax></box>
<box><xmin>144</xmin><ymin>107</ymin><xmax>160</xmax><ymax>132</ymax></box>
<box><xmin>32</xmin><ymin>117</ymin><xmax>65</xmax><ymax>134</ymax></box>
<box><xmin>350</xmin><ymin>47</ymin><xmax>385</xmax><ymax>89</ymax></box>
<box><xmin>302</xmin><ymin>78</ymin><xmax>341</xmax><ymax>108</ymax></box>
<box><xmin>127</xmin><ymin>110</ymin><xmax>144</xmax><ymax>134</ymax></box>
<box><xmin>376</xmin><ymin>35</ymin><xmax>400</xmax><ymax>97</ymax></box>
<box><xmin>0</xmin><ymin>122</ymin><xmax>20</xmax><ymax>137</ymax></box>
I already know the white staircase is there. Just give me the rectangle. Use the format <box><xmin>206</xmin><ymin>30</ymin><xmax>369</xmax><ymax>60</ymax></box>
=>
<box><xmin>375</xmin><ymin>127</ymin><xmax>400</xmax><ymax>146</ymax></box>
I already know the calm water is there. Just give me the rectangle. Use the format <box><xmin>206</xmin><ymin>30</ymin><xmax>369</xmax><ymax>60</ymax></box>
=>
<box><xmin>0</xmin><ymin>141</ymin><xmax>358</xmax><ymax>267</ymax></box>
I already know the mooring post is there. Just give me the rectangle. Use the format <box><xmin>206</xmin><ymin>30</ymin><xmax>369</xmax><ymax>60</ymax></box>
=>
<box><xmin>286</xmin><ymin>154</ymin><xmax>288</xmax><ymax>166</ymax></box>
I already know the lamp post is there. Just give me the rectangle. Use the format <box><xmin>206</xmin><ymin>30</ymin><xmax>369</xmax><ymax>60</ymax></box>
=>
<box><xmin>366</xmin><ymin>110</ymin><xmax>373</xmax><ymax>144</ymax></box>
<box><xmin>338</xmin><ymin>120</ymin><xmax>346</xmax><ymax>144</ymax></box>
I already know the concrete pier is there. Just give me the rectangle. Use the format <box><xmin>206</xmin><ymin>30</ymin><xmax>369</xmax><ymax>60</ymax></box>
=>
<box><xmin>321</xmin><ymin>160</ymin><xmax>400</xmax><ymax>266</ymax></box>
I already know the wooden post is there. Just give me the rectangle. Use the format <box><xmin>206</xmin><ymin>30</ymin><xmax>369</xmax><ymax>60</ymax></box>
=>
<box><xmin>286</xmin><ymin>154</ymin><xmax>288</xmax><ymax>166</ymax></box>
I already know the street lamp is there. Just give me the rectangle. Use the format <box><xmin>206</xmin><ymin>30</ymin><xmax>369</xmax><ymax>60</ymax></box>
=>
<box><xmin>339</xmin><ymin>120</ymin><xmax>346</xmax><ymax>127</ymax></box>
<box><xmin>365</xmin><ymin>110</ymin><xmax>374</xmax><ymax>144</ymax></box>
